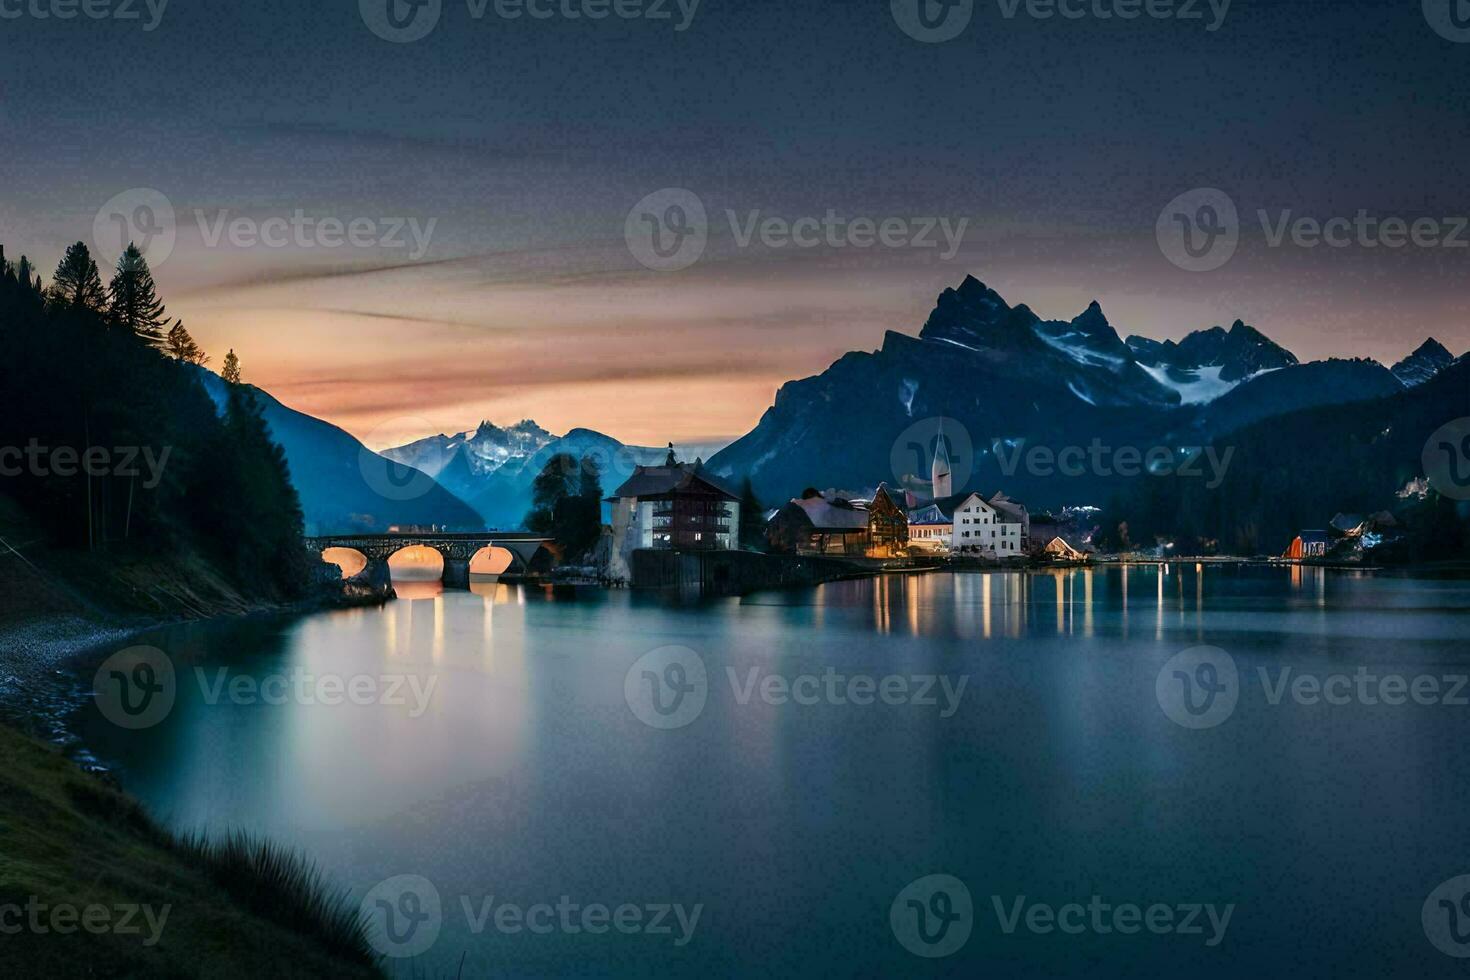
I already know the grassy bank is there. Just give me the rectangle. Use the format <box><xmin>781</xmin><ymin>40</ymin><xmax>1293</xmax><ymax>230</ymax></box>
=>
<box><xmin>0</xmin><ymin>723</ymin><xmax>384</xmax><ymax>977</ymax></box>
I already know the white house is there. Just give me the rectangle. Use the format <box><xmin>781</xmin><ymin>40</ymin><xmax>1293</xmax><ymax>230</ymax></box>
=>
<box><xmin>907</xmin><ymin>491</ymin><xmax>1029</xmax><ymax>558</ymax></box>
<box><xmin>950</xmin><ymin>492</ymin><xmax>1025</xmax><ymax>558</ymax></box>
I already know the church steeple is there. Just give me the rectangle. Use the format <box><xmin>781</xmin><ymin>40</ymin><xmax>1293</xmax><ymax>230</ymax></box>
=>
<box><xmin>931</xmin><ymin>422</ymin><xmax>952</xmax><ymax>499</ymax></box>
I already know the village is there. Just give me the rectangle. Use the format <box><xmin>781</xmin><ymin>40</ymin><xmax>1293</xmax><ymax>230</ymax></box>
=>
<box><xmin>593</xmin><ymin>441</ymin><xmax>1416</xmax><ymax>590</ymax></box>
<box><xmin>598</xmin><ymin>443</ymin><xmax>1093</xmax><ymax>589</ymax></box>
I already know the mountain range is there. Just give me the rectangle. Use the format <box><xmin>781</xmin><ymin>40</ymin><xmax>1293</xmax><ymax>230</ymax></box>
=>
<box><xmin>379</xmin><ymin>424</ymin><xmax>721</xmax><ymax>529</ymax></box>
<box><xmin>706</xmin><ymin>275</ymin><xmax>1462</xmax><ymax>511</ymax></box>
<box><xmin>197</xmin><ymin>274</ymin><xmax>1463</xmax><ymax>537</ymax></box>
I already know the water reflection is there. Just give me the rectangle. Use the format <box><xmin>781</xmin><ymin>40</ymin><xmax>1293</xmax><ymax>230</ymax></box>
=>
<box><xmin>370</xmin><ymin>564</ymin><xmax>1460</xmax><ymax>647</ymax></box>
<box><xmin>811</xmin><ymin>563</ymin><xmax>1410</xmax><ymax>640</ymax></box>
<box><xmin>69</xmin><ymin>565</ymin><xmax>1470</xmax><ymax>979</ymax></box>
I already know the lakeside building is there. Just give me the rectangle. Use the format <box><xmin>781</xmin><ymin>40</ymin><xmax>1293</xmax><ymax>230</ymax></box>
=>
<box><xmin>1040</xmin><ymin>536</ymin><xmax>1087</xmax><ymax>560</ymax></box>
<box><xmin>907</xmin><ymin>502</ymin><xmax>953</xmax><ymax>553</ymax></box>
<box><xmin>767</xmin><ymin>485</ymin><xmax>909</xmax><ymax>557</ymax></box>
<box><xmin>951</xmin><ymin>491</ymin><xmax>1025</xmax><ymax>558</ymax></box>
<box><xmin>1283</xmin><ymin>530</ymin><xmax>1330</xmax><ymax>559</ymax></box>
<box><xmin>903</xmin><ymin>490</ymin><xmax>1030</xmax><ymax>559</ymax></box>
<box><xmin>606</xmin><ymin>453</ymin><xmax>740</xmax><ymax>582</ymax></box>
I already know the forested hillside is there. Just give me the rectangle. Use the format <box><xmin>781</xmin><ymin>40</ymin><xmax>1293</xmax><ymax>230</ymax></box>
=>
<box><xmin>0</xmin><ymin>240</ymin><xmax>310</xmax><ymax>604</ymax></box>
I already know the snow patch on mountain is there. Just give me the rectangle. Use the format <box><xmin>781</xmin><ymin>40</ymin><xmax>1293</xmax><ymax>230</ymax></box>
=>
<box><xmin>1391</xmin><ymin>338</ymin><xmax>1454</xmax><ymax>387</ymax></box>
<box><xmin>1138</xmin><ymin>363</ymin><xmax>1280</xmax><ymax>405</ymax></box>
<box><xmin>899</xmin><ymin>378</ymin><xmax>918</xmax><ymax>416</ymax></box>
<box><xmin>1037</xmin><ymin>328</ymin><xmax>1129</xmax><ymax>369</ymax></box>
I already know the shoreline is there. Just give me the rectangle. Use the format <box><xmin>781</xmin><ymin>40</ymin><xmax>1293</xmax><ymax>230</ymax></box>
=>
<box><xmin>0</xmin><ymin>585</ymin><xmax>391</xmax><ymax>764</ymax></box>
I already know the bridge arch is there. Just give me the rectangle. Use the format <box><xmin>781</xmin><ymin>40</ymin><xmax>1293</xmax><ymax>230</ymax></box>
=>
<box><xmin>304</xmin><ymin>533</ymin><xmax>555</xmax><ymax>590</ymax></box>
<box><xmin>387</xmin><ymin>545</ymin><xmax>445</xmax><ymax>582</ymax></box>
<box><xmin>321</xmin><ymin>546</ymin><xmax>368</xmax><ymax>579</ymax></box>
<box><xmin>470</xmin><ymin>546</ymin><xmax>522</xmax><ymax>577</ymax></box>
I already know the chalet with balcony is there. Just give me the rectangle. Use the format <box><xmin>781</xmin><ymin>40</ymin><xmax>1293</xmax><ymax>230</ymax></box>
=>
<box><xmin>606</xmin><ymin>450</ymin><xmax>740</xmax><ymax>581</ymax></box>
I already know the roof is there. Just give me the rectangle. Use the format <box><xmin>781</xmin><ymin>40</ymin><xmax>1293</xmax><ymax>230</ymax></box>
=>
<box><xmin>1298</xmin><ymin>530</ymin><xmax>1330</xmax><ymax>544</ymax></box>
<box><xmin>610</xmin><ymin>463</ymin><xmax>738</xmax><ymax>501</ymax></box>
<box><xmin>988</xmin><ymin>492</ymin><xmax>1028</xmax><ymax>523</ymax></box>
<box><xmin>908</xmin><ymin>503</ymin><xmax>950</xmax><ymax>526</ymax></box>
<box><xmin>909</xmin><ymin>490</ymin><xmax>1028</xmax><ymax>523</ymax></box>
<box><xmin>1042</xmin><ymin>535</ymin><xmax>1087</xmax><ymax>558</ymax></box>
<box><xmin>788</xmin><ymin>494</ymin><xmax>869</xmax><ymax>531</ymax></box>
<box><xmin>908</xmin><ymin>490</ymin><xmax>980</xmax><ymax>521</ymax></box>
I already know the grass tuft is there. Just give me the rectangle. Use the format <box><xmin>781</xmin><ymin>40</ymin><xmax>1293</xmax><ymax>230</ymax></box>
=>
<box><xmin>172</xmin><ymin>829</ymin><xmax>379</xmax><ymax>967</ymax></box>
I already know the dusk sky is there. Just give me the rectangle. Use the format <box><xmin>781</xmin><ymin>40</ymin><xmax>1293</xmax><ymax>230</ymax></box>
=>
<box><xmin>3</xmin><ymin>0</ymin><xmax>1468</xmax><ymax>449</ymax></box>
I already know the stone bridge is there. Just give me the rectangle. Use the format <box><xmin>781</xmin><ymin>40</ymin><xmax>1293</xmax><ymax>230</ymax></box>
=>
<box><xmin>306</xmin><ymin>532</ymin><xmax>555</xmax><ymax>589</ymax></box>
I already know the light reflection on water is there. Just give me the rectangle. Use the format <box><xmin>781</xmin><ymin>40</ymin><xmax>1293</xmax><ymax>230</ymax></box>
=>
<box><xmin>72</xmin><ymin>565</ymin><xmax>1470</xmax><ymax>978</ymax></box>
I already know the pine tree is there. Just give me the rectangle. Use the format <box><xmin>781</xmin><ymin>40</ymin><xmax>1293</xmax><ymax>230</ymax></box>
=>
<box><xmin>564</xmin><ymin>454</ymin><xmax>605</xmax><ymax>556</ymax></box>
<box><xmin>164</xmin><ymin>319</ymin><xmax>208</xmax><ymax>365</ymax></box>
<box><xmin>218</xmin><ymin>383</ymin><xmax>308</xmax><ymax>596</ymax></box>
<box><xmin>525</xmin><ymin>452</ymin><xmax>579</xmax><ymax>534</ymax></box>
<box><xmin>221</xmin><ymin>348</ymin><xmax>241</xmax><ymax>383</ymax></box>
<box><xmin>16</xmin><ymin>255</ymin><xmax>34</xmax><ymax>291</ymax></box>
<box><xmin>51</xmin><ymin>242</ymin><xmax>106</xmax><ymax>311</ymax></box>
<box><xmin>108</xmin><ymin>243</ymin><xmax>168</xmax><ymax>343</ymax></box>
<box><xmin>738</xmin><ymin>476</ymin><xmax>765</xmax><ymax>551</ymax></box>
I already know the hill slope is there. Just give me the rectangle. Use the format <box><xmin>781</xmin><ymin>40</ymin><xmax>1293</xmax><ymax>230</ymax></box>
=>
<box><xmin>195</xmin><ymin>370</ymin><xmax>481</xmax><ymax>535</ymax></box>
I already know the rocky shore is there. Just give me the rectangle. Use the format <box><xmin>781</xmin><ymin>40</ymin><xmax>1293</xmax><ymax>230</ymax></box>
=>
<box><xmin>0</xmin><ymin>551</ymin><xmax>393</xmax><ymax>751</ymax></box>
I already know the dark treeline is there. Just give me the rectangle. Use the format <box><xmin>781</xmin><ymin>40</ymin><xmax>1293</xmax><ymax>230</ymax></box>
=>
<box><xmin>526</xmin><ymin>452</ymin><xmax>603</xmax><ymax>558</ymax></box>
<box><xmin>1096</xmin><ymin>359</ymin><xmax>1470</xmax><ymax>559</ymax></box>
<box><xmin>0</xmin><ymin>240</ymin><xmax>309</xmax><ymax>600</ymax></box>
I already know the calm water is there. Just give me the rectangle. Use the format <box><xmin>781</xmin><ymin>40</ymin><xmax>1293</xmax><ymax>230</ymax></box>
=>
<box><xmin>74</xmin><ymin>566</ymin><xmax>1470</xmax><ymax>977</ymax></box>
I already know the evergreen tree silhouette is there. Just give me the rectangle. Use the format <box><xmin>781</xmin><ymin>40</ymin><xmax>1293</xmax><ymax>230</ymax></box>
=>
<box><xmin>221</xmin><ymin>348</ymin><xmax>242</xmax><ymax>383</ymax></box>
<box><xmin>108</xmin><ymin>242</ymin><xmax>168</xmax><ymax>344</ymax></box>
<box><xmin>50</xmin><ymin>242</ymin><xmax>106</xmax><ymax>311</ymax></box>
<box><xmin>526</xmin><ymin>452</ymin><xmax>578</xmax><ymax>534</ymax></box>
<box><xmin>564</xmin><ymin>454</ymin><xmax>604</xmax><ymax>556</ymax></box>
<box><xmin>15</xmin><ymin>255</ymin><xmax>35</xmax><ymax>291</ymax></box>
<box><xmin>0</xmin><ymin>234</ymin><xmax>312</xmax><ymax>601</ymax></box>
<box><xmin>738</xmin><ymin>476</ymin><xmax>765</xmax><ymax>551</ymax></box>
<box><xmin>164</xmin><ymin>319</ymin><xmax>209</xmax><ymax>365</ymax></box>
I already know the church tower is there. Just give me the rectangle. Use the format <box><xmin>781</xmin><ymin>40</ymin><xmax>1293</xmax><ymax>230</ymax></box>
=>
<box><xmin>931</xmin><ymin>423</ymin><xmax>953</xmax><ymax>500</ymax></box>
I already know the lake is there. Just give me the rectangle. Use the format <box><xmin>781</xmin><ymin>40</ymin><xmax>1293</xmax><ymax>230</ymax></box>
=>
<box><xmin>73</xmin><ymin>565</ymin><xmax>1470</xmax><ymax>977</ymax></box>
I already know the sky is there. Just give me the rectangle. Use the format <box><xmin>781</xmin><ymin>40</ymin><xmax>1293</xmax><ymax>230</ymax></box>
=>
<box><xmin>2</xmin><ymin>0</ymin><xmax>1469</xmax><ymax>450</ymax></box>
